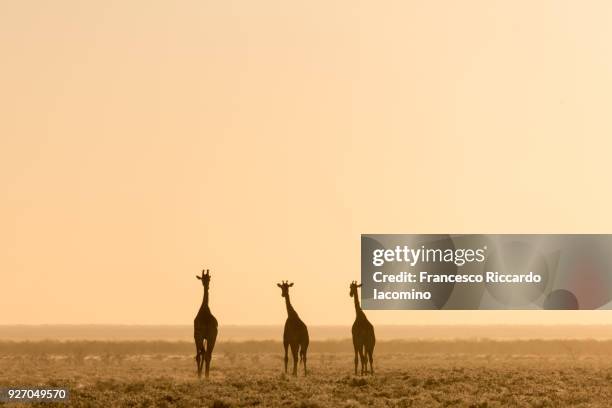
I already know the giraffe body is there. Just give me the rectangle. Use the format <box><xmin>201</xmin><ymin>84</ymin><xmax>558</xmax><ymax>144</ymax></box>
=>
<box><xmin>194</xmin><ymin>269</ymin><xmax>218</xmax><ymax>379</ymax></box>
<box><xmin>277</xmin><ymin>281</ymin><xmax>309</xmax><ymax>376</ymax></box>
<box><xmin>350</xmin><ymin>281</ymin><xmax>375</xmax><ymax>375</ymax></box>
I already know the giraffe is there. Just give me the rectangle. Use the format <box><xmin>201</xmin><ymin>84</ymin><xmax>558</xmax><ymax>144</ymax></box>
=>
<box><xmin>350</xmin><ymin>281</ymin><xmax>375</xmax><ymax>376</ymax></box>
<box><xmin>277</xmin><ymin>281</ymin><xmax>309</xmax><ymax>376</ymax></box>
<box><xmin>194</xmin><ymin>269</ymin><xmax>218</xmax><ymax>379</ymax></box>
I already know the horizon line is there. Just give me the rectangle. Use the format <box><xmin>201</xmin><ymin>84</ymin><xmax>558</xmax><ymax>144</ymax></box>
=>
<box><xmin>2</xmin><ymin>323</ymin><xmax>612</xmax><ymax>327</ymax></box>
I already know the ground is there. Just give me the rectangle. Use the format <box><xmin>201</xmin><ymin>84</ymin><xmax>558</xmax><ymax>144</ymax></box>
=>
<box><xmin>2</xmin><ymin>341</ymin><xmax>612</xmax><ymax>407</ymax></box>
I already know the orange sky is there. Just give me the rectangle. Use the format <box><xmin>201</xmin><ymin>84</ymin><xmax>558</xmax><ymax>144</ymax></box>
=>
<box><xmin>2</xmin><ymin>1</ymin><xmax>612</xmax><ymax>325</ymax></box>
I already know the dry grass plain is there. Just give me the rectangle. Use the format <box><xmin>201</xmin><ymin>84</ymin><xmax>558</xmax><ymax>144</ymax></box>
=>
<box><xmin>3</xmin><ymin>340</ymin><xmax>612</xmax><ymax>407</ymax></box>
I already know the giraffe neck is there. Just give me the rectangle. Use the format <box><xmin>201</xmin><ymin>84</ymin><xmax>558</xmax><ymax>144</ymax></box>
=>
<box><xmin>285</xmin><ymin>295</ymin><xmax>296</xmax><ymax>317</ymax></box>
<box><xmin>200</xmin><ymin>285</ymin><xmax>210</xmax><ymax>312</ymax></box>
<box><xmin>354</xmin><ymin>291</ymin><xmax>362</xmax><ymax>314</ymax></box>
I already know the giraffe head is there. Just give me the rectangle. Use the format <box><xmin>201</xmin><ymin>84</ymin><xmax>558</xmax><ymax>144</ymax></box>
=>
<box><xmin>349</xmin><ymin>280</ymin><xmax>362</xmax><ymax>297</ymax></box>
<box><xmin>276</xmin><ymin>280</ymin><xmax>294</xmax><ymax>298</ymax></box>
<box><xmin>196</xmin><ymin>269</ymin><xmax>212</xmax><ymax>287</ymax></box>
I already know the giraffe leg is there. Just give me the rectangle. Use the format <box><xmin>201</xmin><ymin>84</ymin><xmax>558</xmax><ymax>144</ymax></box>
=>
<box><xmin>353</xmin><ymin>343</ymin><xmax>359</xmax><ymax>376</ymax></box>
<box><xmin>367</xmin><ymin>349</ymin><xmax>374</xmax><ymax>375</ymax></box>
<box><xmin>283</xmin><ymin>342</ymin><xmax>289</xmax><ymax>374</ymax></box>
<box><xmin>358</xmin><ymin>346</ymin><xmax>366</xmax><ymax>376</ymax></box>
<box><xmin>194</xmin><ymin>338</ymin><xmax>203</xmax><ymax>379</ymax></box>
<box><xmin>204</xmin><ymin>333</ymin><xmax>217</xmax><ymax>379</ymax></box>
<box><xmin>300</xmin><ymin>344</ymin><xmax>308</xmax><ymax>376</ymax></box>
<box><xmin>199</xmin><ymin>341</ymin><xmax>206</xmax><ymax>378</ymax></box>
<box><xmin>196</xmin><ymin>352</ymin><xmax>202</xmax><ymax>378</ymax></box>
<box><xmin>289</xmin><ymin>343</ymin><xmax>299</xmax><ymax>376</ymax></box>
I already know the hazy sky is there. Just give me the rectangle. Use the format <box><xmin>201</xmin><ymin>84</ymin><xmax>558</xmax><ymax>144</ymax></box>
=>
<box><xmin>3</xmin><ymin>1</ymin><xmax>612</xmax><ymax>325</ymax></box>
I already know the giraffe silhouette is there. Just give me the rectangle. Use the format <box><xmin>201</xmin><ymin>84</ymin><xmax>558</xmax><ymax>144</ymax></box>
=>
<box><xmin>194</xmin><ymin>269</ymin><xmax>218</xmax><ymax>379</ymax></box>
<box><xmin>350</xmin><ymin>281</ymin><xmax>375</xmax><ymax>375</ymax></box>
<box><xmin>277</xmin><ymin>281</ymin><xmax>309</xmax><ymax>376</ymax></box>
